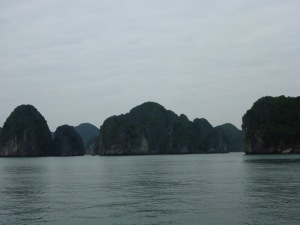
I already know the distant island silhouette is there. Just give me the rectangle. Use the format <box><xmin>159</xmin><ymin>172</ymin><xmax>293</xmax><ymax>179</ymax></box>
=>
<box><xmin>1</xmin><ymin>95</ymin><xmax>299</xmax><ymax>157</ymax></box>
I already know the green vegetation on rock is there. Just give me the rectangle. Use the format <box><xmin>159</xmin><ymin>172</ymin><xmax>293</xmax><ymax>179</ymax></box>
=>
<box><xmin>98</xmin><ymin>102</ymin><xmax>228</xmax><ymax>155</ymax></box>
<box><xmin>0</xmin><ymin>105</ymin><xmax>53</xmax><ymax>156</ymax></box>
<box><xmin>53</xmin><ymin>125</ymin><xmax>85</xmax><ymax>156</ymax></box>
<box><xmin>242</xmin><ymin>96</ymin><xmax>300</xmax><ymax>154</ymax></box>
<box><xmin>215</xmin><ymin>123</ymin><xmax>243</xmax><ymax>152</ymax></box>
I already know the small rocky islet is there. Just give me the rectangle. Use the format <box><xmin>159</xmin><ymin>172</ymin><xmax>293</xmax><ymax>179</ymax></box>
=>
<box><xmin>0</xmin><ymin>105</ymin><xmax>53</xmax><ymax>156</ymax></box>
<box><xmin>0</xmin><ymin>105</ymin><xmax>86</xmax><ymax>157</ymax></box>
<box><xmin>0</xmin><ymin>95</ymin><xmax>299</xmax><ymax>156</ymax></box>
<box><xmin>53</xmin><ymin>125</ymin><xmax>85</xmax><ymax>156</ymax></box>
<box><xmin>242</xmin><ymin>96</ymin><xmax>300</xmax><ymax>154</ymax></box>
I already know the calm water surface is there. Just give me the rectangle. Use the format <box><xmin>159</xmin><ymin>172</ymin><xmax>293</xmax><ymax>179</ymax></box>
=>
<box><xmin>0</xmin><ymin>153</ymin><xmax>300</xmax><ymax>225</ymax></box>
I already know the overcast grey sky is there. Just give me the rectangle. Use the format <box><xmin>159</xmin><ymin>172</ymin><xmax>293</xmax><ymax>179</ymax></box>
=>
<box><xmin>0</xmin><ymin>0</ymin><xmax>299</xmax><ymax>131</ymax></box>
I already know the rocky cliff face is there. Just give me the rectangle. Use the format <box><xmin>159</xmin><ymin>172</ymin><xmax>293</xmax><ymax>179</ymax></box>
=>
<box><xmin>242</xmin><ymin>96</ymin><xmax>300</xmax><ymax>154</ymax></box>
<box><xmin>53</xmin><ymin>125</ymin><xmax>85</xmax><ymax>156</ymax></box>
<box><xmin>98</xmin><ymin>102</ymin><xmax>228</xmax><ymax>155</ymax></box>
<box><xmin>215</xmin><ymin>123</ymin><xmax>243</xmax><ymax>152</ymax></box>
<box><xmin>0</xmin><ymin>105</ymin><xmax>53</xmax><ymax>157</ymax></box>
<box><xmin>85</xmin><ymin>135</ymin><xmax>98</xmax><ymax>155</ymax></box>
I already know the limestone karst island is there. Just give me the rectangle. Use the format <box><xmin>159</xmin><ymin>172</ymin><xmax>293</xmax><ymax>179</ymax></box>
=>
<box><xmin>242</xmin><ymin>96</ymin><xmax>300</xmax><ymax>154</ymax></box>
<box><xmin>0</xmin><ymin>95</ymin><xmax>299</xmax><ymax>157</ymax></box>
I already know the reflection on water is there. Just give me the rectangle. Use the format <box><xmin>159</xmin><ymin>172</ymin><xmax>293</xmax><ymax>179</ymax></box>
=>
<box><xmin>0</xmin><ymin>161</ymin><xmax>50</xmax><ymax>224</ymax></box>
<box><xmin>0</xmin><ymin>154</ymin><xmax>300</xmax><ymax>225</ymax></box>
<box><xmin>242</xmin><ymin>154</ymin><xmax>300</xmax><ymax>225</ymax></box>
<box><xmin>243</xmin><ymin>154</ymin><xmax>300</xmax><ymax>164</ymax></box>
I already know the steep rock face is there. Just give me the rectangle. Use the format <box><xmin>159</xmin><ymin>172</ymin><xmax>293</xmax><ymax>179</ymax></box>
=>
<box><xmin>53</xmin><ymin>125</ymin><xmax>85</xmax><ymax>156</ymax></box>
<box><xmin>0</xmin><ymin>105</ymin><xmax>52</xmax><ymax>157</ymax></box>
<box><xmin>242</xmin><ymin>96</ymin><xmax>300</xmax><ymax>154</ymax></box>
<box><xmin>98</xmin><ymin>102</ymin><xmax>227</xmax><ymax>155</ymax></box>
<box><xmin>215</xmin><ymin>123</ymin><xmax>243</xmax><ymax>152</ymax></box>
<box><xmin>85</xmin><ymin>135</ymin><xmax>98</xmax><ymax>155</ymax></box>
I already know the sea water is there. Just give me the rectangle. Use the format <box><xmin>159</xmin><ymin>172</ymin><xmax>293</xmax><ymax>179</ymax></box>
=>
<box><xmin>0</xmin><ymin>153</ymin><xmax>300</xmax><ymax>225</ymax></box>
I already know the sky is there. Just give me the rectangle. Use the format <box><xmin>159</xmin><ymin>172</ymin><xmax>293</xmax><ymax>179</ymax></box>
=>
<box><xmin>0</xmin><ymin>0</ymin><xmax>299</xmax><ymax>131</ymax></box>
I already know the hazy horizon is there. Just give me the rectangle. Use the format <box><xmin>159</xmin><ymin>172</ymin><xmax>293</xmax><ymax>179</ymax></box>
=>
<box><xmin>1</xmin><ymin>0</ymin><xmax>299</xmax><ymax>131</ymax></box>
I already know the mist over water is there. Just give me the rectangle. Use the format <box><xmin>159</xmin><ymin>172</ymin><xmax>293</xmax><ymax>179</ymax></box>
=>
<box><xmin>0</xmin><ymin>153</ymin><xmax>300</xmax><ymax>225</ymax></box>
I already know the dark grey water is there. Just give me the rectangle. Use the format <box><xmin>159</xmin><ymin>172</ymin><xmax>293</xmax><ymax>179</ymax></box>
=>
<box><xmin>0</xmin><ymin>153</ymin><xmax>300</xmax><ymax>225</ymax></box>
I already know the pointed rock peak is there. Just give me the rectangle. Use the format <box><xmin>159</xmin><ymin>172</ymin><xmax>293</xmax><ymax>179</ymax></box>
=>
<box><xmin>55</xmin><ymin>124</ymin><xmax>75</xmax><ymax>134</ymax></box>
<box><xmin>75</xmin><ymin>123</ymin><xmax>99</xmax><ymax>130</ymax></box>
<box><xmin>9</xmin><ymin>104</ymin><xmax>40</xmax><ymax>118</ymax></box>
<box><xmin>193</xmin><ymin>118</ymin><xmax>210</xmax><ymax>123</ymax></box>
<box><xmin>129</xmin><ymin>101</ymin><xmax>166</xmax><ymax>113</ymax></box>
<box><xmin>179</xmin><ymin>114</ymin><xmax>189</xmax><ymax>121</ymax></box>
<box><xmin>216</xmin><ymin>123</ymin><xmax>240</xmax><ymax>130</ymax></box>
<box><xmin>193</xmin><ymin>118</ymin><xmax>213</xmax><ymax>128</ymax></box>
